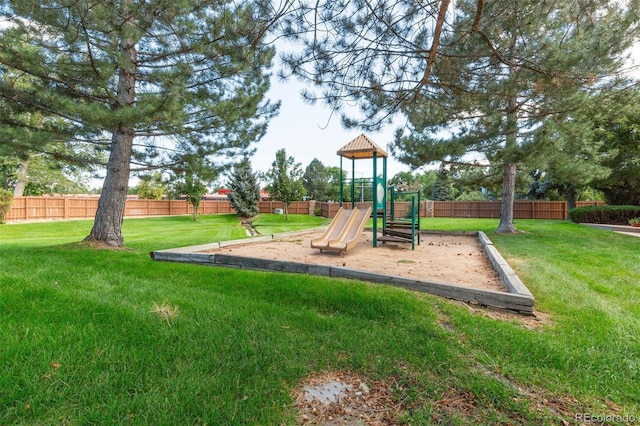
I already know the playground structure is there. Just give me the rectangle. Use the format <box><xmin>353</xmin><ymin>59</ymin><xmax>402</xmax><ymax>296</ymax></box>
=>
<box><xmin>313</xmin><ymin>134</ymin><xmax>421</xmax><ymax>252</ymax></box>
<box><xmin>151</xmin><ymin>134</ymin><xmax>535</xmax><ymax>314</ymax></box>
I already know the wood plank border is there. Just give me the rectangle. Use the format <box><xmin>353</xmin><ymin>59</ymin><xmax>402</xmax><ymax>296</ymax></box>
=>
<box><xmin>151</xmin><ymin>229</ymin><xmax>535</xmax><ymax>315</ymax></box>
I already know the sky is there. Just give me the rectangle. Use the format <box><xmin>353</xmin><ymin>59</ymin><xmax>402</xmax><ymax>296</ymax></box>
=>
<box><xmin>249</xmin><ymin>76</ymin><xmax>412</xmax><ymax>181</ymax></box>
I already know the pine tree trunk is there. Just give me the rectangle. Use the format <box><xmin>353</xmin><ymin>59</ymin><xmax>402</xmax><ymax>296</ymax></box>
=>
<box><xmin>566</xmin><ymin>184</ymin><xmax>577</xmax><ymax>210</ymax></box>
<box><xmin>496</xmin><ymin>163</ymin><xmax>519</xmax><ymax>234</ymax></box>
<box><xmin>85</xmin><ymin>128</ymin><xmax>133</xmax><ymax>246</ymax></box>
<box><xmin>85</xmin><ymin>21</ymin><xmax>136</xmax><ymax>247</ymax></box>
<box><xmin>13</xmin><ymin>160</ymin><xmax>28</xmax><ymax>197</ymax></box>
<box><xmin>496</xmin><ymin>88</ymin><xmax>520</xmax><ymax>235</ymax></box>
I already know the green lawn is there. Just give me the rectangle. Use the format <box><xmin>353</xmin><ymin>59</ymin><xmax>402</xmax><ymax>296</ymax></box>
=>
<box><xmin>1</xmin><ymin>215</ymin><xmax>638</xmax><ymax>424</ymax></box>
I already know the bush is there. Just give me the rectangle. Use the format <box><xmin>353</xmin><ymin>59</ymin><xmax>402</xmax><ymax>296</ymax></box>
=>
<box><xmin>0</xmin><ymin>189</ymin><xmax>13</xmax><ymax>224</ymax></box>
<box><xmin>568</xmin><ymin>205</ymin><xmax>640</xmax><ymax>225</ymax></box>
<box><xmin>455</xmin><ymin>190</ymin><xmax>487</xmax><ymax>201</ymax></box>
<box><xmin>314</xmin><ymin>207</ymin><xmax>323</xmax><ymax>216</ymax></box>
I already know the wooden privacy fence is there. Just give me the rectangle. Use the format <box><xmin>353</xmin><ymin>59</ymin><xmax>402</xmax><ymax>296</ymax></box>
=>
<box><xmin>431</xmin><ymin>200</ymin><xmax>573</xmax><ymax>219</ymax></box>
<box><xmin>6</xmin><ymin>197</ymin><xmax>100</xmax><ymax>221</ymax></box>
<box><xmin>4</xmin><ymin>197</ymin><xmax>315</xmax><ymax>221</ymax></box>
<box><xmin>258</xmin><ymin>201</ymin><xmax>314</xmax><ymax>215</ymax></box>
<box><xmin>4</xmin><ymin>196</ymin><xmax>603</xmax><ymax>222</ymax></box>
<box><xmin>432</xmin><ymin>200</ymin><xmax>603</xmax><ymax>220</ymax></box>
<box><xmin>318</xmin><ymin>200</ymin><xmax>604</xmax><ymax>220</ymax></box>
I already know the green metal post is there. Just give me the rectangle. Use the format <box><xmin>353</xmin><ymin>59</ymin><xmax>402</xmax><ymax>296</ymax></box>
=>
<box><xmin>383</xmin><ymin>156</ymin><xmax>387</xmax><ymax>236</ymax></box>
<box><xmin>373</xmin><ymin>152</ymin><xmax>377</xmax><ymax>247</ymax></box>
<box><xmin>339</xmin><ymin>156</ymin><xmax>343</xmax><ymax>207</ymax></box>
<box><xmin>390</xmin><ymin>186</ymin><xmax>395</xmax><ymax>220</ymax></box>
<box><xmin>411</xmin><ymin>195</ymin><xmax>416</xmax><ymax>250</ymax></box>
<box><xmin>417</xmin><ymin>190</ymin><xmax>421</xmax><ymax>244</ymax></box>
<box><xmin>351</xmin><ymin>158</ymin><xmax>355</xmax><ymax>209</ymax></box>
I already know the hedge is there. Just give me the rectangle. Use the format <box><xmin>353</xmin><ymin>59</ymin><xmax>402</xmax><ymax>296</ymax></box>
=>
<box><xmin>568</xmin><ymin>205</ymin><xmax>640</xmax><ymax>225</ymax></box>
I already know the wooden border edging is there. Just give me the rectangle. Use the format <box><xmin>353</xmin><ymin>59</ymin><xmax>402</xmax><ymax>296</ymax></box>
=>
<box><xmin>151</xmin><ymin>229</ymin><xmax>535</xmax><ymax>315</ymax></box>
<box><xmin>477</xmin><ymin>231</ymin><xmax>533</xmax><ymax>298</ymax></box>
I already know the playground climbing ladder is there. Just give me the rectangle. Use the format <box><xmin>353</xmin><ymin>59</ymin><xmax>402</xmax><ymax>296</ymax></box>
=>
<box><xmin>380</xmin><ymin>186</ymin><xmax>421</xmax><ymax>250</ymax></box>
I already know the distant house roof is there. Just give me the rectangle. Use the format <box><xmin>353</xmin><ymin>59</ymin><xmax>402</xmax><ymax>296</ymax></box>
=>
<box><xmin>337</xmin><ymin>133</ymin><xmax>388</xmax><ymax>160</ymax></box>
<box><xmin>208</xmin><ymin>189</ymin><xmax>271</xmax><ymax>200</ymax></box>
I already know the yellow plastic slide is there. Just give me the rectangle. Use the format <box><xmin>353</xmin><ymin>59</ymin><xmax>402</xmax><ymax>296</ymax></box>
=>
<box><xmin>311</xmin><ymin>207</ymin><xmax>372</xmax><ymax>252</ymax></box>
<box><xmin>310</xmin><ymin>207</ymin><xmax>352</xmax><ymax>250</ymax></box>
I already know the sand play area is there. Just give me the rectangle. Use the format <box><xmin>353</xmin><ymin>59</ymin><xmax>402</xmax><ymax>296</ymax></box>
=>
<box><xmin>152</xmin><ymin>228</ymin><xmax>535</xmax><ymax>314</ymax></box>
<box><xmin>203</xmin><ymin>231</ymin><xmax>506</xmax><ymax>292</ymax></box>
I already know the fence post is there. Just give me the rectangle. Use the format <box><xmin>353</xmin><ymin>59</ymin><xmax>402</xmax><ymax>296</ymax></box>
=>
<box><xmin>426</xmin><ymin>200</ymin><xmax>433</xmax><ymax>218</ymax></box>
<box><xmin>532</xmin><ymin>201</ymin><xmax>535</xmax><ymax>220</ymax></box>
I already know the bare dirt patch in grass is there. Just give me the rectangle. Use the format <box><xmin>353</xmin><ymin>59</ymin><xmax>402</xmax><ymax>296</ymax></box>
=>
<box><xmin>449</xmin><ymin>301</ymin><xmax>553</xmax><ymax>330</ymax></box>
<box><xmin>294</xmin><ymin>371</ymin><xmax>402</xmax><ymax>425</ymax></box>
<box><xmin>294</xmin><ymin>369</ymin><xmax>621</xmax><ymax>425</ymax></box>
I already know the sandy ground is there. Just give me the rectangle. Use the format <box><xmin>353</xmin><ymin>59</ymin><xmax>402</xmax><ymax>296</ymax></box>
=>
<box><xmin>204</xmin><ymin>231</ymin><xmax>506</xmax><ymax>292</ymax></box>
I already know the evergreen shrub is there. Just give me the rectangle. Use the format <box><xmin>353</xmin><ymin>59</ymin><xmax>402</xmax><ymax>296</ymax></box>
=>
<box><xmin>568</xmin><ymin>205</ymin><xmax>640</xmax><ymax>225</ymax></box>
<box><xmin>0</xmin><ymin>189</ymin><xmax>13</xmax><ymax>224</ymax></box>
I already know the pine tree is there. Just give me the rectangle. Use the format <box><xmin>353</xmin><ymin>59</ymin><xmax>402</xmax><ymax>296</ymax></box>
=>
<box><xmin>0</xmin><ymin>45</ymin><xmax>99</xmax><ymax>196</ymax></box>
<box><xmin>393</xmin><ymin>0</ymin><xmax>638</xmax><ymax>232</ymax></box>
<box><xmin>432</xmin><ymin>167</ymin><xmax>456</xmax><ymax>201</ymax></box>
<box><xmin>530</xmin><ymin>104</ymin><xmax>610</xmax><ymax>209</ymax></box>
<box><xmin>227</xmin><ymin>158</ymin><xmax>261</xmax><ymax>218</ymax></box>
<box><xmin>281</xmin><ymin>0</ymin><xmax>640</xmax><ymax>233</ymax></box>
<box><xmin>0</xmin><ymin>0</ymin><xmax>282</xmax><ymax>245</ymax></box>
<box><xmin>591</xmin><ymin>92</ymin><xmax>640</xmax><ymax>205</ymax></box>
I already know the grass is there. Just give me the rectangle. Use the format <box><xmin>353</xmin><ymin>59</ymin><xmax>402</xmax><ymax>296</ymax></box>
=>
<box><xmin>1</xmin><ymin>214</ymin><xmax>639</xmax><ymax>424</ymax></box>
<box><xmin>250</xmin><ymin>213</ymin><xmax>330</xmax><ymax>235</ymax></box>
